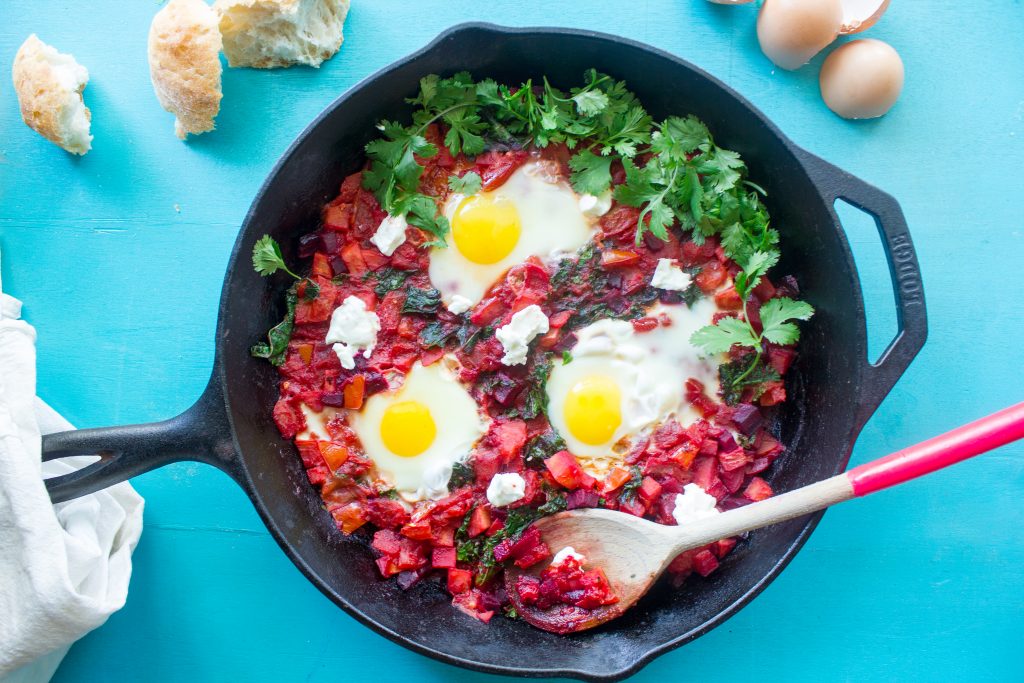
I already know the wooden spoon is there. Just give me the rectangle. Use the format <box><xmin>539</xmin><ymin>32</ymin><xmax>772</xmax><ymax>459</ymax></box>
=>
<box><xmin>505</xmin><ymin>403</ymin><xmax>1024</xmax><ymax>634</ymax></box>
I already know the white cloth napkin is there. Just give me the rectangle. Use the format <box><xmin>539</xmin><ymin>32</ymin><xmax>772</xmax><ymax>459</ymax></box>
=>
<box><xmin>0</xmin><ymin>287</ymin><xmax>144</xmax><ymax>682</ymax></box>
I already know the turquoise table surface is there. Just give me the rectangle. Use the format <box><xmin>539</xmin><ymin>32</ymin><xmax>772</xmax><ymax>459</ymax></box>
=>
<box><xmin>2</xmin><ymin>1</ymin><xmax>1022</xmax><ymax>681</ymax></box>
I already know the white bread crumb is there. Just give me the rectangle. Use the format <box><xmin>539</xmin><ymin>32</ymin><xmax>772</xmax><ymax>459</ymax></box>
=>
<box><xmin>11</xmin><ymin>35</ymin><xmax>93</xmax><ymax>155</ymax></box>
<box><xmin>215</xmin><ymin>0</ymin><xmax>350</xmax><ymax>69</ymax></box>
<box><xmin>148</xmin><ymin>0</ymin><xmax>223</xmax><ymax>139</ymax></box>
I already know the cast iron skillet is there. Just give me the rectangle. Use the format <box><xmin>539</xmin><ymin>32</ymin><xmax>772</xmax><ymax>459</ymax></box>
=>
<box><xmin>41</xmin><ymin>24</ymin><xmax>927</xmax><ymax>682</ymax></box>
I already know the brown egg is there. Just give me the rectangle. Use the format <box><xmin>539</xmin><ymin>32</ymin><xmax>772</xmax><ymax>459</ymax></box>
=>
<box><xmin>820</xmin><ymin>39</ymin><xmax>904</xmax><ymax>119</ymax></box>
<box><xmin>757</xmin><ymin>0</ymin><xmax>844</xmax><ymax>71</ymax></box>
<box><xmin>838</xmin><ymin>0</ymin><xmax>891</xmax><ymax>35</ymax></box>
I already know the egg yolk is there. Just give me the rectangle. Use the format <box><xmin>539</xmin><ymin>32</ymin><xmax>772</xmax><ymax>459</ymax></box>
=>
<box><xmin>451</xmin><ymin>194</ymin><xmax>521</xmax><ymax>265</ymax></box>
<box><xmin>380</xmin><ymin>401</ymin><xmax>436</xmax><ymax>457</ymax></box>
<box><xmin>563</xmin><ymin>376</ymin><xmax>622</xmax><ymax>446</ymax></box>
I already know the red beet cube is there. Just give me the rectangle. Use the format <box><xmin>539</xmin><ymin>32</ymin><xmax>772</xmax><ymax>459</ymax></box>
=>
<box><xmin>713</xmin><ymin>538</ymin><xmax>737</xmax><ymax>558</ymax></box>
<box><xmin>447</xmin><ymin>568</ymin><xmax>473</xmax><ymax>595</ymax></box>
<box><xmin>638</xmin><ymin>476</ymin><xmax>663</xmax><ymax>504</ymax></box>
<box><xmin>744</xmin><ymin>476</ymin><xmax>773</xmax><ymax>501</ymax></box>
<box><xmin>371</xmin><ymin>529</ymin><xmax>402</xmax><ymax>556</ymax></box>
<box><xmin>432</xmin><ymin>546</ymin><xmax>457</xmax><ymax>569</ymax></box>
<box><xmin>693</xmin><ymin>549</ymin><xmax>719</xmax><ymax>577</ymax></box>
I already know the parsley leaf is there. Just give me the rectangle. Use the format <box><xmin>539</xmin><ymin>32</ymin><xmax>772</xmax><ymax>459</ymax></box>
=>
<box><xmin>252</xmin><ymin>235</ymin><xmax>299</xmax><ymax>279</ymax></box>
<box><xmin>569</xmin><ymin>149</ymin><xmax>613</xmax><ymax>196</ymax></box>
<box><xmin>448</xmin><ymin>171</ymin><xmax>483</xmax><ymax>195</ymax></box>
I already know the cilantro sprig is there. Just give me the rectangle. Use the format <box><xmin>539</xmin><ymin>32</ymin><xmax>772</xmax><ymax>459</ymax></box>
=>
<box><xmin>252</xmin><ymin>235</ymin><xmax>300</xmax><ymax>279</ymax></box>
<box><xmin>362</xmin><ymin>70</ymin><xmax>650</xmax><ymax>246</ymax></box>
<box><xmin>690</xmin><ymin>249</ymin><xmax>814</xmax><ymax>398</ymax></box>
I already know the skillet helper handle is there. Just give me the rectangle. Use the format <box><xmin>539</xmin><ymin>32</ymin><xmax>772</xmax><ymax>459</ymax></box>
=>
<box><xmin>799</xmin><ymin>151</ymin><xmax>928</xmax><ymax>429</ymax></box>
<box><xmin>847</xmin><ymin>403</ymin><xmax>1024</xmax><ymax>496</ymax></box>
<box><xmin>42</xmin><ymin>378</ymin><xmax>237</xmax><ymax>503</ymax></box>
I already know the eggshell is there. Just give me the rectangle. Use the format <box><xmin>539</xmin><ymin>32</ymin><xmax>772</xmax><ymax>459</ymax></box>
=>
<box><xmin>838</xmin><ymin>0</ymin><xmax>891</xmax><ymax>35</ymax></box>
<box><xmin>820</xmin><ymin>39</ymin><xmax>904</xmax><ymax>119</ymax></box>
<box><xmin>757</xmin><ymin>0</ymin><xmax>844</xmax><ymax>71</ymax></box>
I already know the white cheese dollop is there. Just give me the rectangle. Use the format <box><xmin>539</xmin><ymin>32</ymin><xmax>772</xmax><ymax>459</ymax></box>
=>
<box><xmin>415</xmin><ymin>461</ymin><xmax>454</xmax><ymax>502</ymax></box>
<box><xmin>370</xmin><ymin>213</ymin><xmax>408</xmax><ymax>256</ymax></box>
<box><xmin>446</xmin><ymin>294</ymin><xmax>474</xmax><ymax>315</ymax></box>
<box><xmin>551</xmin><ymin>546</ymin><xmax>586</xmax><ymax>566</ymax></box>
<box><xmin>495</xmin><ymin>304</ymin><xmax>550</xmax><ymax>366</ymax></box>
<box><xmin>650</xmin><ymin>258</ymin><xmax>692</xmax><ymax>291</ymax></box>
<box><xmin>578</xmin><ymin>190</ymin><xmax>613</xmax><ymax>218</ymax></box>
<box><xmin>486</xmin><ymin>472</ymin><xmax>527</xmax><ymax>507</ymax></box>
<box><xmin>325</xmin><ymin>295</ymin><xmax>381</xmax><ymax>370</ymax></box>
<box><xmin>672</xmin><ymin>483</ymin><xmax>721</xmax><ymax>526</ymax></box>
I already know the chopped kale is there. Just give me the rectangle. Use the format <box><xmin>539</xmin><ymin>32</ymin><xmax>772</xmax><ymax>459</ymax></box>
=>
<box><xmin>373</xmin><ymin>267</ymin><xmax>411</xmax><ymax>297</ymax></box>
<box><xmin>449</xmin><ymin>460</ymin><xmax>476</xmax><ymax>489</ymax></box>
<box><xmin>718</xmin><ymin>359</ymin><xmax>780</xmax><ymax>406</ymax></box>
<box><xmin>250</xmin><ymin>285</ymin><xmax>297</xmax><ymax>367</ymax></box>
<box><xmin>523</xmin><ymin>430</ymin><xmax>567</xmax><ymax>467</ymax></box>
<box><xmin>420</xmin><ymin>320</ymin><xmax>456</xmax><ymax>348</ymax></box>
<box><xmin>402</xmin><ymin>286</ymin><xmax>442</xmax><ymax>315</ymax></box>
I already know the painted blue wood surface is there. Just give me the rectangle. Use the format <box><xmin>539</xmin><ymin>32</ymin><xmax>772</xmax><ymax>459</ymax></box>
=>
<box><xmin>1</xmin><ymin>1</ymin><xmax>1022</xmax><ymax>681</ymax></box>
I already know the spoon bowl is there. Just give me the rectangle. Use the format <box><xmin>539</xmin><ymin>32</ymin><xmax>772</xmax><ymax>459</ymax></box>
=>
<box><xmin>506</xmin><ymin>403</ymin><xmax>1024</xmax><ymax>633</ymax></box>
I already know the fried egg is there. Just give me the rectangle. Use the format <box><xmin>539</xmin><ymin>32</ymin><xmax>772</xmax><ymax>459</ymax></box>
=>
<box><xmin>428</xmin><ymin>160</ymin><xmax>597</xmax><ymax>307</ymax></box>
<box><xmin>545</xmin><ymin>300</ymin><xmax>724</xmax><ymax>476</ymax></box>
<box><xmin>350</xmin><ymin>360</ymin><xmax>487</xmax><ymax>502</ymax></box>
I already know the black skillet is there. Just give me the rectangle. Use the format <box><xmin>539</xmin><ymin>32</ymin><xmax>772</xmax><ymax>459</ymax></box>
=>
<box><xmin>42</xmin><ymin>24</ymin><xmax>927</xmax><ymax>682</ymax></box>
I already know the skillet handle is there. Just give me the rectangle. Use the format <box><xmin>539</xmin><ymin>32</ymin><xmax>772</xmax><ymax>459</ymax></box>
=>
<box><xmin>42</xmin><ymin>376</ymin><xmax>240</xmax><ymax>503</ymax></box>
<box><xmin>798</xmin><ymin>151</ymin><xmax>928</xmax><ymax>430</ymax></box>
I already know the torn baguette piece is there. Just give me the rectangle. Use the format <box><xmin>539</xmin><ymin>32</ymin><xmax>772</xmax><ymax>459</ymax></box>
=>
<box><xmin>11</xmin><ymin>35</ymin><xmax>93</xmax><ymax>155</ymax></box>
<box><xmin>215</xmin><ymin>0</ymin><xmax>350</xmax><ymax>69</ymax></box>
<box><xmin>148</xmin><ymin>0</ymin><xmax>223</xmax><ymax>139</ymax></box>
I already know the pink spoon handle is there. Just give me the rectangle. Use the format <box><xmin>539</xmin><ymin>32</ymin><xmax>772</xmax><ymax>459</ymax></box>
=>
<box><xmin>847</xmin><ymin>402</ymin><xmax>1024</xmax><ymax>497</ymax></box>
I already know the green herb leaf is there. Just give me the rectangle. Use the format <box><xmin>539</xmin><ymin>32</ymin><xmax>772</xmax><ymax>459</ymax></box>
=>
<box><xmin>448</xmin><ymin>171</ymin><xmax>483</xmax><ymax>195</ymax></box>
<box><xmin>252</xmin><ymin>235</ymin><xmax>299</xmax><ymax>279</ymax></box>
<box><xmin>719</xmin><ymin>359</ymin><xmax>780</xmax><ymax>406</ymax></box>
<box><xmin>569</xmin><ymin>149</ymin><xmax>613</xmax><ymax>196</ymax></box>
<box><xmin>402</xmin><ymin>287</ymin><xmax>442</xmax><ymax>315</ymax></box>
<box><xmin>449</xmin><ymin>461</ymin><xmax>475</xmax><ymax>489</ymax></box>
<box><xmin>561</xmin><ymin>350</ymin><xmax>573</xmax><ymax>365</ymax></box>
<box><xmin>690</xmin><ymin>316</ymin><xmax>759</xmax><ymax>354</ymax></box>
<box><xmin>759</xmin><ymin>297</ymin><xmax>814</xmax><ymax>345</ymax></box>
<box><xmin>373</xmin><ymin>267</ymin><xmax>411</xmax><ymax>297</ymax></box>
<box><xmin>523</xmin><ymin>430</ymin><xmax>567</xmax><ymax>467</ymax></box>
<box><xmin>250</xmin><ymin>286</ymin><xmax>297</xmax><ymax>366</ymax></box>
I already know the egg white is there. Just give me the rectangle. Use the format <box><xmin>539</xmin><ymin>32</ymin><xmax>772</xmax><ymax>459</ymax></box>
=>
<box><xmin>545</xmin><ymin>299</ymin><xmax>724</xmax><ymax>475</ymax></box>
<box><xmin>428</xmin><ymin>160</ymin><xmax>597</xmax><ymax>307</ymax></box>
<box><xmin>349</xmin><ymin>360</ymin><xmax>487</xmax><ymax>502</ymax></box>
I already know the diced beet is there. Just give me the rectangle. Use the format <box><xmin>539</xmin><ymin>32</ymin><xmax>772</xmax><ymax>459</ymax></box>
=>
<box><xmin>328</xmin><ymin>255</ymin><xmax>347</xmax><ymax>276</ymax></box>
<box><xmin>667</xmin><ymin>549</ymin><xmax>696</xmax><ymax>574</ymax></box>
<box><xmin>767</xmin><ymin>346</ymin><xmax>797</xmax><ymax>375</ymax></box>
<box><xmin>372</xmin><ymin>529</ymin><xmax>402</xmax><ymax>556</ymax></box>
<box><xmin>744</xmin><ymin>477</ymin><xmax>773</xmax><ymax>501</ymax></box>
<box><xmin>658</xmin><ymin>290</ymin><xmax>684</xmax><ymax>305</ymax></box>
<box><xmin>507</xmin><ymin>527</ymin><xmax>543</xmax><ymax>561</ymax></box>
<box><xmin>376</xmin><ymin>556</ymin><xmax>399</xmax><ymax>578</ymax></box>
<box><xmin>320</xmin><ymin>391</ymin><xmax>346</xmax><ymax>407</ymax></box>
<box><xmin>467</xmin><ymin>506</ymin><xmax>492</xmax><ymax>538</ymax></box>
<box><xmin>566</xmin><ymin>488</ymin><xmax>601</xmax><ymax>510</ymax></box>
<box><xmin>713</xmin><ymin>538</ymin><xmax>737</xmax><ymax>559</ymax></box>
<box><xmin>776</xmin><ymin>274</ymin><xmax>800</xmax><ymax>298</ymax></box>
<box><xmin>297</xmin><ymin>232</ymin><xmax>321</xmax><ymax>258</ymax></box>
<box><xmin>718</xmin><ymin>448</ymin><xmax>750</xmax><ymax>472</ymax></box>
<box><xmin>699</xmin><ymin>439</ymin><xmax>719</xmax><ymax>457</ymax></box>
<box><xmin>492</xmin><ymin>537</ymin><xmax>515</xmax><ymax>563</ymax></box>
<box><xmin>719</xmin><ymin>466</ymin><xmax>745</xmax><ymax>494</ymax></box>
<box><xmin>693</xmin><ymin>549</ymin><xmax>719</xmax><ymax>577</ymax></box>
<box><xmin>447</xmin><ymin>568</ymin><xmax>473</xmax><ymax>595</ymax></box>
<box><xmin>396</xmin><ymin>568</ymin><xmax>428</xmax><ymax>590</ymax></box>
<box><xmin>638</xmin><ymin>477</ymin><xmax>662</xmax><ymax>505</ymax></box>
<box><xmin>515</xmin><ymin>576</ymin><xmax>541</xmax><ymax>605</ymax></box>
<box><xmin>747</xmin><ymin>456</ymin><xmax>772</xmax><ymax>475</ymax></box>
<box><xmin>320</xmin><ymin>230</ymin><xmax>341</xmax><ymax>255</ymax></box>
<box><xmin>719</xmin><ymin>496</ymin><xmax>753</xmax><ymax>511</ymax></box>
<box><xmin>513</xmin><ymin>542</ymin><xmax>551</xmax><ymax>569</ymax></box>
<box><xmin>691</xmin><ymin>457</ymin><xmax>718</xmax><ymax>491</ymax></box>
<box><xmin>732</xmin><ymin>403</ymin><xmax>763</xmax><ymax>435</ymax></box>
<box><xmin>363</xmin><ymin>372</ymin><xmax>389</xmax><ymax>396</ymax></box>
<box><xmin>642</xmin><ymin>232</ymin><xmax>665</xmax><ymax>251</ymax></box>
<box><xmin>716</xmin><ymin>430</ymin><xmax>738</xmax><ymax>452</ymax></box>
<box><xmin>432</xmin><ymin>546</ymin><xmax>457</xmax><ymax>569</ymax></box>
